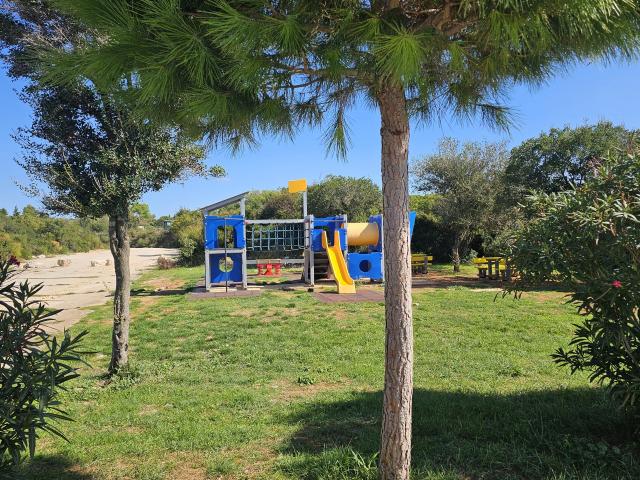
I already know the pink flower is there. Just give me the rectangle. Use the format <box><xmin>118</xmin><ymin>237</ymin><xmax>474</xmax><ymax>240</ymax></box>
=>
<box><xmin>8</xmin><ymin>255</ymin><xmax>20</xmax><ymax>267</ymax></box>
<box><xmin>611</xmin><ymin>280</ymin><xmax>622</xmax><ymax>289</ymax></box>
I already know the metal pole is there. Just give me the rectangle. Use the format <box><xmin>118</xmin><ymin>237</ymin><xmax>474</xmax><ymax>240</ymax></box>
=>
<box><xmin>240</xmin><ymin>198</ymin><xmax>247</xmax><ymax>290</ymax></box>
<box><xmin>307</xmin><ymin>215</ymin><xmax>316</xmax><ymax>287</ymax></box>
<box><xmin>224</xmin><ymin>217</ymin><xmax>228</xmax><ymax>293</ymax></box>
<box><xmin>303</xmin><ymin>190</ymin><xmax>308</xmax><ymax>218</ymax></box>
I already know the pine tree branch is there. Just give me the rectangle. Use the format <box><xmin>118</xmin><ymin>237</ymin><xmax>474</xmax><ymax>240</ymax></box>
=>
<box><xmin>416</xmin><ymin>1</ymin><xmax>476</xmax><ymax>37</ymax></box>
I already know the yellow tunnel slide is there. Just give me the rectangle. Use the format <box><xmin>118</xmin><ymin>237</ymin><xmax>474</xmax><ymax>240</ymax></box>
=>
<box><xmin>321</xmin><ymin>230</ymin><xmax>356</xmax><ymax>294</ymax></box>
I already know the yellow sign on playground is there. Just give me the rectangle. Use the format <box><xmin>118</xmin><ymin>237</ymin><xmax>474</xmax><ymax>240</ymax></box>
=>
<box><xmin>288</xmin><ymin>178</ymin><xmax>307</xmax><ymax>193</ymax></box>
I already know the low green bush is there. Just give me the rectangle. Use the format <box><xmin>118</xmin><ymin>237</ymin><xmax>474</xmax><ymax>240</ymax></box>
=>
<box><xmin>170</xmin><ymin>209</ymin><xmax>204</xmax><ymax>265</ymax></box>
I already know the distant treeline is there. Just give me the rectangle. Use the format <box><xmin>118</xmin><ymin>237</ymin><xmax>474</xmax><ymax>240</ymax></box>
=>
<box><xmin>5</xmin><ymin>119</ymin><xmax>631</xmax><ymax>264</ymax></box>
<box><xmin>0</xmin><ymin>204</ymin><xmax>178</xmax><ymax>260</ymax></box>
<box><xmin>0</xmin><ymin>206</ymin><xmax>109</xmax><ymax>259</ymax></box>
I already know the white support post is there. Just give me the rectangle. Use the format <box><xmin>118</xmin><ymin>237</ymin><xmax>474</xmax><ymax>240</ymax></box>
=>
<box><xmin>204</xmin><ymin>251</ymin><xmax>211</xmax><ymax>290</ymax></box>
<box><xmin>303</xmin><ymin>215</ymin><xmax>309</xmax><ymax>284</ymax></box>
<box><xmin>302</xmin><ymin>190</ymin><xmax>308</xmax><ymax>218</ymax></box>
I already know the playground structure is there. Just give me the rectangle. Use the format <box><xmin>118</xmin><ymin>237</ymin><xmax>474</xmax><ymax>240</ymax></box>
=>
<box><xmin>201</xmin><ymin>179</ymin><xmax>416</xmax><ymax>294</ymax></box>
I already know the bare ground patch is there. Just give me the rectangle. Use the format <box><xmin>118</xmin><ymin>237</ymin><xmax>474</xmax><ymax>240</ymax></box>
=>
<box><xmin>141</xmin><ymin>276</ymin><xmax>187</xmax><ymax>292</ymax></box>
<box><xmin>166</xmin><ymin>452</ymin><xmax>209</xmax><ymax>480</ymax></box>
<box><xmin>138</xmin><ymin>404</ymin><xmax>161</xmax><ymax>416</ymax></box>
<box><xmin>525</xmin><ymin>290</ymin><xmax>570</xmax><ymax>303</ymax></box>
<box><xmin>229</xmin><ymin>307</ymin><xmax>261</xmax><ymax>319</ymax></box>
<box><xmin>212</xmin><ymin>441</ymin><xmax>280</xmax><ymax>479</ymax></box>
<box><xmin>134</xmin><ymin>296</ymin><xmax>161</xmax><ymax>316</ymax></box>
<box><xmin>269</xmin><ymin>378</ymin><xmax>352</xmax><ymax>403</ymax></box>
<box><xmin>412</xmin><ymin>270</ymin><xmax>506</xmax><ymax>290</ymax></box>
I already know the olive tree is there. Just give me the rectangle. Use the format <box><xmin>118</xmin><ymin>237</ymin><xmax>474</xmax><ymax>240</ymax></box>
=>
<box><xmin>3</xmin><ymin>1</ymin><xmax>212</xmax><ymax>374</ymax></box>
<box><xmin>412</xmin><ymin>138</ymin><xmax>508</xmax><ymax>271</ymax></box>
<box><xmin>16</xmin><ymin>88</ymin><xmax>206</xmax><ymax>374</ymax></box>
<box><xmin>308</xmin><ymin>175</ymin><xmax>382</xmax><ymax>221</ymax></box>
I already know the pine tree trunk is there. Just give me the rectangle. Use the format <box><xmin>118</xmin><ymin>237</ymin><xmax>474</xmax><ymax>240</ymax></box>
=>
<box><xmin>108</xmin><ymin>214</ymin><xmax>131</xmax><ymax>374</ymax></box>
<box><xmin>378</xmin><ymin>82</ymin><xmax>413</xmax><ymax>480</ymax></box>
<box><xmin>452</xmin><ymin>233</ymin><xmax>461</xmax><ymax>273</ymax></box>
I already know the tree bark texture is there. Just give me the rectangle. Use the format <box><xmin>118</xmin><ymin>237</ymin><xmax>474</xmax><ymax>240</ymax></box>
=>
<box><xmin>452</xmin><ymin>233</ymin><xmax>461</xmax><ymax>273</ymax></box>
<box><xmin>378</xmin><ymin>82</ymin><xmax>414</xmax><ymax>480</ymax></box>
<box><xmin>108</xmin><ymin>214</ymin><xmax>131</xmax><ymax>374</ymax></box>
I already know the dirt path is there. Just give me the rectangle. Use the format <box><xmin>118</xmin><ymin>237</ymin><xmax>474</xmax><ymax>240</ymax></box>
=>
<box><xmin>14</xmin><ymin>248</ymin><xmax>178</xmax><ymax>332</ymax></box>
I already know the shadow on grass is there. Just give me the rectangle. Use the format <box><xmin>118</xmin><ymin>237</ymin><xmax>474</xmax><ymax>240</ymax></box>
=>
<box><xmin>413</xmin><ymin>276</ymin><xmax>573</xmax><ymax>294</ymax></box>
<box><xmin>279</xmin><ymin>388</ymin><xmax>639</xmax><ymax>479</ymax></box>
<box><xmin>131</xmin><ymin>287</ymin><xmax>188</xmax><ymax>297</ymax></box>
<box><xmin>6</xmin><ymin>455</ymin><xmax>96</xmax><ymax>480</ymax></box>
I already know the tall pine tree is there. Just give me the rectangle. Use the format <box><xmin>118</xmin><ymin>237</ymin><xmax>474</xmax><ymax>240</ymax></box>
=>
<box><xmin>46</xmin><ymin>1</ymin><xmax>640</xmax><ymax>478</ymax></box>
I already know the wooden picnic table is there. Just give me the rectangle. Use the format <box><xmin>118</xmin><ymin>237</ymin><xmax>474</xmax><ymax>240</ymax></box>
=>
<box><xmin>485</xmin><ymin>256</ymin><xmax>502</xmax><ymax>280</ymax></box>
<box><xmin>473</xmin><ymin>256</ymin><xmax>512</xmax><ymax>281</ymax></box>
<box><xmin>411</xmin><ymin>254</ymin><xmax>433</xmax><ymax>274</ymax></box>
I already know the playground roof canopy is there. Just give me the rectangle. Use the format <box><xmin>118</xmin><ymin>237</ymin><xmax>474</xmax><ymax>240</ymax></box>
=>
<box><xmin>200</xmin><ymin>191</ymin><xmax>249</xmax><ymax>215</ymax></box>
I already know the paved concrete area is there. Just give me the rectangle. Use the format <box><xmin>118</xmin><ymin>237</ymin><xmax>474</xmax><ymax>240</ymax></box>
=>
<box><xmin>14</xmin><ymin>248</ymin><xmax>178</xmax><ymax>331</ymax></box>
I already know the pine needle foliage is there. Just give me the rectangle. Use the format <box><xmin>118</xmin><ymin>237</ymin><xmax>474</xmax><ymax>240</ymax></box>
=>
<box><xmin>39</xmin><ymin>1</ymin><xmax>640</xmax><ymax>477</ymax></box>
<box><xmin>45</xmin><ymin>0</ymin><xmax>640</xmax><ymax>155</ymax></box>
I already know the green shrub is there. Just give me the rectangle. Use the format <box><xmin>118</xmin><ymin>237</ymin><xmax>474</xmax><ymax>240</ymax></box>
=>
<box><xmin>0</xmin><ymin>206</ymin><xmax>109</xmax><ymax>259</ymax></box>
<box><xmin>0</xmin><ymin>258</ymin><xmax>87</xmax><ymax>468</ymax></box>
<box><xmin>171</xmin><ymin>209</ymin><xmax>204</xmax><ymax>265</ymax></box>
<box><xmin>508</xmin><ymin>151</ymin><xmax>640</xmax><ymax>411</ymax></box>
<box><xmin>130</xmin><ymin>226</ymin><xmax>175</xmax><ymax>248</ymax></box>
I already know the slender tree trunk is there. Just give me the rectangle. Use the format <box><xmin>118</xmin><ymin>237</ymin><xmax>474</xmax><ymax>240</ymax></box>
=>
<box><xmin>452</xmin><ymin>233</ymin><xmax>461</xmax><ymax>273</ymax></box>
<box><xmin>108</xmin><ymin>214</ymin><xmax>131</xmax><ymax>374</ymax></box>
<box><xmin>378</xmin><ymin>82</ymin><xmax>413</xmax><ymax>480</ymax></box>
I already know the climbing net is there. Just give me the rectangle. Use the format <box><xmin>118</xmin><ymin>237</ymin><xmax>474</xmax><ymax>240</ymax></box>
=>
<box><xmin>246</xmin><ymin>223</ymin><xmax>305</xmax><ymax>253</ymax></box>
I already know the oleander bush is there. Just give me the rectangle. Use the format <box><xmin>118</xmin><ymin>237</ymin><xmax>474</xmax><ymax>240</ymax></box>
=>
<box><xmin>508</xmin><ymin>150</ymin><xmax>640</xmax><ymax>411</ymax></box>
<box><xmin>0</xmin><ymin>258</ymin><xmax>87</xmax><ymax>468</ymax></box>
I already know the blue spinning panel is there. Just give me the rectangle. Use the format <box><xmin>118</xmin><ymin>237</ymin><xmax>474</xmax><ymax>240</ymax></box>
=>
<box><xmin>209</xmin><ymin>252</ymin><xmax>243</xmax><ymax>283</ymax></box>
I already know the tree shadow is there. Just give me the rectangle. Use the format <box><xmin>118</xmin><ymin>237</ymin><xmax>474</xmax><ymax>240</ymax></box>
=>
<box><xmin>5</xmin><ymin>454</ymin><xmax>97</xmax><ymax>480</ymax></box>
<box><xmin>131</xmin><ymin>287</ymin><xmax>188</xmax><ymax>297</ymax></box>
<box><xmin>279</xmin><ymin>388</ymin><xmax>639</xmax><ymax>479</ymax></box>
<box><xmin>412</xmin><ymin>269</ymin><xmax>574</xmax><ymax>294</ymax></box>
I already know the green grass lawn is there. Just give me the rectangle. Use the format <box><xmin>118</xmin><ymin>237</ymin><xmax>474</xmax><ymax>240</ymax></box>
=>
<box><xmin>10</xmin><ymin>266</ymin><xmax>639</xmax><ymax>480</ymax></box>
<box><xmin>427</xmin><ymin>262</ymin><xmax>478</xmax><ymax>276</ymax></box>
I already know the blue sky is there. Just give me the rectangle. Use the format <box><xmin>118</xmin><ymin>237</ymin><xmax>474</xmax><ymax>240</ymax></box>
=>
<box><xmin>1</xmin><ymin>60</ymin><xmax>639</xmax><ymax>217</ymax></box>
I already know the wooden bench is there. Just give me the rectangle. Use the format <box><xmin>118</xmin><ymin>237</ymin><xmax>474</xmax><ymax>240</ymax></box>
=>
<box><xmin>411</xmin><ymin>254</ymin><xmax>433</xmax><ymax>274</ymax></box>
<box><xmin>473</xmin><ymin>257</ymin><xmax>489</xmax><ymax>278</ymax></box>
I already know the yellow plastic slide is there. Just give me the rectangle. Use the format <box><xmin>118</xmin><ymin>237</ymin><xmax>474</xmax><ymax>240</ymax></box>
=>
<box><xmin>321</xmin><ymin>230</ymin><xmax>356</xmax><ymax>294</ymax></box>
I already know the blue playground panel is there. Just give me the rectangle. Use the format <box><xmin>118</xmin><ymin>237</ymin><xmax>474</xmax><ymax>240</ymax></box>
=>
<box><xmin>368</xmin><ymin>214</ymin><xmax>383</xmax><ymax>253</ymax></box>
<box><xmin>347</xmin><ymin>252</ymin><xmax>383</xmax><ymax>281</ymax></box>
<box><xmin>204</xmin><ymin>215</ymin><xmax>245</xmax><ymax>249</ymax></box>
<box><xmin>312</xmin><ymin>216</ymin><xmax>347</xmax><ymax>252</ymax></box>
<box><xmin>409</xmin><ymin>211</ymin><xmax>417</xmax><ymax>238</ymax></box>
<box><xmin>209</xmin><ymin>252</ymin><xmax>243</xmax><ymax>283</ymax></box>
